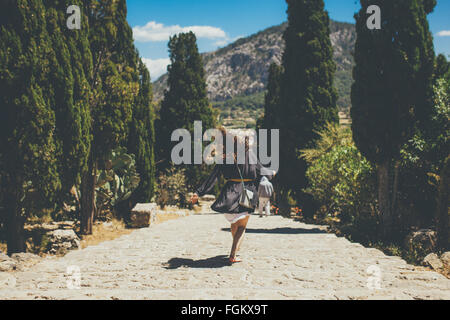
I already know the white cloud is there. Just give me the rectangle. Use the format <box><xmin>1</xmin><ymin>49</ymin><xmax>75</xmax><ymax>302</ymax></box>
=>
<box><xmin>436</xmin><ymin>30</ymin><xmax>450</xmax><ymax>37</ymax></box>
<box><xmin>133</xmin><ymin>21</ymin><xmax>227</xmax><ymax>42</ymax></box>
<box><xmin>142</xmin><ymin>57</ymin><xmax>170</xmax><ymax>80</ymax></box>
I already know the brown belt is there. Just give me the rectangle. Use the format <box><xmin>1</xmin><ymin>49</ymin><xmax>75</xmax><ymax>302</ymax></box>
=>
<box><xmin>228</xmin><ymin>179</ymin><xmax>253</xmax><ymax>183</ymax></box>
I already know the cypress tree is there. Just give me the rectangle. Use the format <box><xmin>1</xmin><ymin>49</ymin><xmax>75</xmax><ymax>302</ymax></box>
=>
<box><xmin>436</xmin><ymin>155</ymin><xmax>449</xmax><ymax>250</ymax></box>
<box><xmin>351</xmin><ymin>0</ymin><xmax>436</xmax><ymax>238</ymax></box>
<box><xmin>158</xmin><ymin>32</ymin><xmax>216</xmax><ymax>188</ymax></box>
<box><xmin>43</xmin><ymin>0</ymin><xmax>93</xmax><ymax>199</ymax></box>
<box><xmin>80</xmin><ymin>0</ymin><xmax>138</xmax><ymax>234</ymax></box>
<box><xmin>435</xmin><ymin>54</ymin><xmax>450</xmax><ymax>81</ymax></box>
<box><xmin>127</xmin><ymin>56</ymin><xmax>156</xmax><ymax>204</ymax></box>
<box><xmin>279</xmin><ymin>0</ymin><xmax>338</xmax><ymax>205</ymax></box>
<box><xmin>0</xmin><ymin>0</ymin><xmax>60</xmax><ymax>254</ymax></box>
<box><xmin>263</xmin><ymin>63</ymin><xmax>283</xmax><ymax>130</ymax></box>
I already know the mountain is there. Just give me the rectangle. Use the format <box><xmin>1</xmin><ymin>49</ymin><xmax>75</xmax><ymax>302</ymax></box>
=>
<box><xmin>153</xmin><ymin>20</ymin><xmax>356</xmax><ymax>127</ymax></box>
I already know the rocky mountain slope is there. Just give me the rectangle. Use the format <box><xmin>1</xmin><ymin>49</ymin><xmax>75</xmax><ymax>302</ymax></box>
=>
<box><xmin>153</xmin><ymin>20</ymin><xmax>356</xmax><ymax>114</ymax></box>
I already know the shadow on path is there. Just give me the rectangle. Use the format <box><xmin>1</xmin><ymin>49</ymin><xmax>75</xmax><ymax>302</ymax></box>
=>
<box><xmin>164</xmin><ymin>255</ymin><xmax>230</xmax><ymax>269</ymax></box>
<box><xmin>221</xmin><ymin>227</ymin><xmax>327</xmax><ymax>235</ymax></box>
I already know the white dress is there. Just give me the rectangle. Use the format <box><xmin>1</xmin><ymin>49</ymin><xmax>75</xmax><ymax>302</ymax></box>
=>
<box><xmin>224</xmin><ymin>212</ymin><xmax>249</xmax><ymax>224</ymax></box>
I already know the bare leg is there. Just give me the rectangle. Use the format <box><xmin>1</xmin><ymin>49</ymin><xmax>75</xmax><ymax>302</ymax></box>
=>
<box><xmin>237</xmin><ymin>229</ymin><xmax>246</xmax><ymax>251</ymax></box>
<box><xmin>230</xmin><ymin>227</ymin><xmax>245</xmax><ymax>260</ymax></box>
<box><xmin>231</xmin><ymin>222</ymin><xmax>238</xmax><ymax>238</ymax></box>
<box><xmin>230</xmin><ymin>216</ymin><xmax>250</xmax><ymax>260</ymax></box>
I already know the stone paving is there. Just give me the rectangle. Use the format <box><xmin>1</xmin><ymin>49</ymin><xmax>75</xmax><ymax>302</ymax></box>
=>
<box><xmin>0</xmin><ymin>214</ymin><xmax>449</xmax><ymax>300</ymax></box>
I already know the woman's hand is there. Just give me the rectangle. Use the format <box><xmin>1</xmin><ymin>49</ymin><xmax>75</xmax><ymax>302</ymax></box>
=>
<box><xmin>190</xmin><ymin>193</ymin><xmax>199</xmax><ymax>205</ymax></box>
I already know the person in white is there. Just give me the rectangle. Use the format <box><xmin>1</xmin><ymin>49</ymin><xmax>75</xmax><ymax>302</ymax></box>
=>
<box><xmin>258</xmin><ymin>176</ymin><xmax>274</xmax><ymax>217</ymax></box>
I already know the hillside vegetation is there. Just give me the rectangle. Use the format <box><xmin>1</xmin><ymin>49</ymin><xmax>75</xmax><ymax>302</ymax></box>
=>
<box><xmin>153</xmin><ymin>20</ymin><xmax>356</xmax><ymax>127</ymax></box>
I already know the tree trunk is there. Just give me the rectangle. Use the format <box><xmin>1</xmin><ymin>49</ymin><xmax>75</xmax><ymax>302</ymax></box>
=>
<box><xmin>437</xmin><ymin>156</ymin><xmax>449</xmax><ymax>250</ymax></box>
<box><xmin>4</xmin><ymin>180</ymin><xmax>25</xmax><ymax>255</ymax></box>
<box><xmin>391</xmin><ymin>161</ymin><xmax>400</xmax><ymax>228</ymax></box>
<box><xmin>378</xmin><ymin>160</ymin><xmax>392</xmax><ymax>240</ymax></box>
<box><xmin>80</xmin><ymin>157</ymin><xmax>96</xmax><ymax>235</ymax></box>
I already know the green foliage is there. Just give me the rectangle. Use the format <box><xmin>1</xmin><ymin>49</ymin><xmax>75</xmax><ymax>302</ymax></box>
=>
<box><xmin>334</xmin><ymin>69</ymin><xmax>353</xmax><ymax>113</ymax></box>
<box><xmin>96</xmin><ymin>147</ymin><xmax>140</xmax><ymax>218</ymax></box>
<box><xmin>278</xmin><ymin>0</ymin><xmax>339</xmax><ymax>204</ymax></box>
<box><xmin>435</xmin><ymin>54</ymin><xmax>450</xmax><ymax>81</ymax></box>
<box><xmin>351</xmin><ymin>0</ymin><xmax>436</xmax><ymax>165</ymax></box>
<box><xmin>158</xmin><ymin>32</ymin><xmax>215</xmax><ymax>154</ymax></box>
<box><xmin>0</xmin><ymin>0</ymin><xmax>62</xmax><ymax>200</ymax></box>
<box><xmin>215</xmin><ymin>92</ymin><xmax>264</xmax><ymax>128</ymax></box>
<box><xmin>262</xmin><ymin>63</ymin><xmax>283</xmax><ymax>130</ymax></box>
<box><xmin>428</xmin><ymin>78</ymin><xmax>450</xmax><ymax>165</ymax></box>
<box><xmin>43</xmin><ymin>0</ymin><xmax>93</xmax><ymax>196</ymax></box>
<box><xmin>401</xmin><ymin>76</ymin><xmax>449</xmax><ymax>170</ymax></box>
<box><xmin>153</xmin><ymin>19</ymin><xmax>356</xmax><ymax>121</ymax></box>
<box><xmin>302</xmin><ymin>124</ymin><xmax>376</xmax><ymax>223</ymax></box>
<box><xmin>157</xmin><ymin>32</ymin><xmax>216</xmax><ymax>189</ymax></box>
<box><xmin>155</xmin><ymin>167</ymin><xmax>188</xmax><ymax>209</ymax></box>
<box><xmin>300</xmin><ymin>123</ymin><xmax>353</xmax><ymax>163</ymax></box>
<box><xmin>0</xmin><ymin>0</ymin><xmax>62</xmax><ymax>253</ymax></box>
<box><xmin>91</xmin><ymin>60</ymin><xmax>136</xmax><ymax>162</ymax></box>
<box><xmin>87</xmin><ymin>0</ymin><xmax>139</xmax><ymax>163</ymax></box>
<box><xmin>351</xmin><ymin>0</ymin><xmax>436</xmax><ymax>238</ymax></box>
<box><xmin>39</xmin><ymin>234</ymin><xmax>51</xmax><ymax>254</ymax></box>
<box><xmin>436</xmin><ymin>155</ymin><xmax>449</xmax><ymax>250</ymax></box>
<box><xmin>126</xmin><ymin>57</ymin><xmax>156</xmax><ymax>204</ymax></box>
<box><xmin>80</xmin><ymin>0</ymin><xmax>155</xmax><ymax>234</ymax></box>
<box><xmin>214</xmin><ymin>91</ymin><xmax>265</xmax><ymax>111</ymax></box>
<box><xmin>0</xmin><ymin>0</ymin><xmax>157</xmax><ymax>246</ymax></box>
<box><xmin>397</xmin><ymin>76</ymin><xmax>449</xmax><ymax>228</ymax></box>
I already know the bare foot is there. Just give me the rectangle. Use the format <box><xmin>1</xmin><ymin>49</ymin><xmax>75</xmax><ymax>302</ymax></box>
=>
<box><xmin>229</xmin><ymin>257</ymin><xmax>242</xmax><ymax>264</ymax></box>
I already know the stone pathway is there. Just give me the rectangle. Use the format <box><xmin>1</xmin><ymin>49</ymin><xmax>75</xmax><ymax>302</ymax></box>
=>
<box><xmin>0</xmin><ymin>214</ymin><xmax>449</xmax><ymax>300</ymax></box>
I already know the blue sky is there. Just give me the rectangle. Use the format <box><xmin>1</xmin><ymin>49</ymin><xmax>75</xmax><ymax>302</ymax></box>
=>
<box><xmin>126</xmin><ymin>0</ymin><xmax>450</xmax><ymax>80</ymax></box>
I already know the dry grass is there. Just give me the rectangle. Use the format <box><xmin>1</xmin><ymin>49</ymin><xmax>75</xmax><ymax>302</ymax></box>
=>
<box><xmin>79</xmin><ymin>209</ymin><xmax>189</xmax><ymax>249</ymax></box>
<box><xmin>154</xmin><ymin>213</ymin><xmax>185</xmax><ymax>224</ymax></box>
<box><xmin>0</xmin><ymin>242</ymin><xmax>7</xmax><ymax>254</ymax></box>
<box><xmin>1</xmin><ymin>206</ymin><xmax>193</xmax><ymax>254</ymax></box>
<box><xmin>78</xmin><ymin>219</ymin><xmax>133</xmax><ymax>249</ymax></box>
<box><xmin>443</xmin><ymin>268</ymin><xmax>450</xmax><ymax>279</ymax></box>
<box><xmin>192</xmin><ymin>205</ymin><xmax>204</xmax><ymax>214</ymax></box>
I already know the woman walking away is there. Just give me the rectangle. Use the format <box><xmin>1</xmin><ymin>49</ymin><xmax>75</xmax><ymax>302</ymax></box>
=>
<box><xmin>190</xmin><ymin>129</ymin><xmax>272</xmax><ymax>264</ymax></box>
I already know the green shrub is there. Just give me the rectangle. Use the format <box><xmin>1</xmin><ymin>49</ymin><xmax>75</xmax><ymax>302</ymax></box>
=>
<box><xmin>96</xmin><ymin>147</ymin><xmax>141</xmax><ymax>219</ymax></box>
<box><xmin>301</xmin><ymin>123</ymin><xmax>376</xmax><ymax>223</ymax></box>
<box><xmin>397</xmin><ymin>77</ymin><xmax>449</xmax><ymax>228</ymax></box>
<box><xmin>156</xmin><ymin>167</ymin><xmax>188</xmax><ymax>209</ymax></box>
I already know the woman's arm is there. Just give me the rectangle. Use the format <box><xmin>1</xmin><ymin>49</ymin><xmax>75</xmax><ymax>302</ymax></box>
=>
<box><xmin>194</xmin><ymin>165</ymin><xmax>221</xmax><ymax>197</ymax></box>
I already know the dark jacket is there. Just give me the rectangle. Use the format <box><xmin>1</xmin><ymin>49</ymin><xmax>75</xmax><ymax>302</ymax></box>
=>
<box><xmin>195</xmin><ymin>152</ymin><xmax>268</xmax><ymax>214</ymax></box>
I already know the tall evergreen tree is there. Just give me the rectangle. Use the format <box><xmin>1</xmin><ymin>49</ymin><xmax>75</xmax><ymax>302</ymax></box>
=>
<box><xmin>437</xmin><ymin>155</ymin><xmax>449</xmax><ymax>250</ymax></box>
<box><xmin>0</xmin><ymin>0</ymin><xmax>60</xmax><ymax>254</ymax></box>
<box><xmin>43</xmin><ymin>0</ymin><xmax>93</xmax><ymax>199</ymax></box>
<box><xmin>263</xmin><ymin>63</ymin><xmax>283</xmax><ymax>130</ymax></box>
<box><xmin>435</xmin><ymin>54</ymin><xmax>450</xmax><ymax>81</ymax></box>
<box><xmin>279</xmin><ymin>0</ymin><xmax>338</xmax><ymax>207</ymax></box>
<box><xmin>127</xmin><ymin>56</ymin><xmax>156</xmax><ymax>204</ymax></box>
<box><xmin>80</xmin><ymin>0</ymin><xmax>138</xmax><ymax>234</ymax></box>
<box><xmin>351</xmin><ymin>0</ymin><xmax>436</xmax><ymax>238</ymax></box>
<box><xmin>157</xmin><ymin>32</ymin><xmax>215</xmax><ymax>188</ymax></box>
